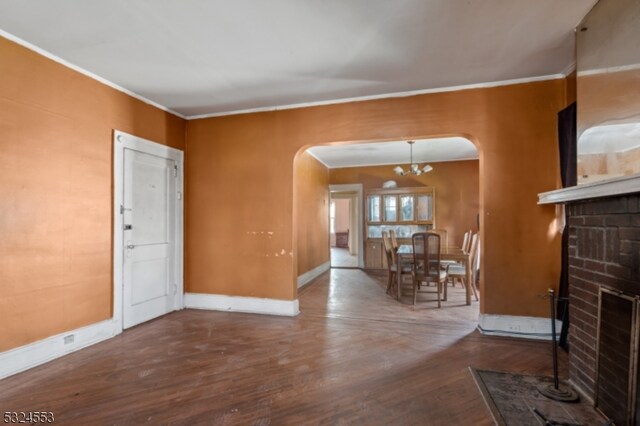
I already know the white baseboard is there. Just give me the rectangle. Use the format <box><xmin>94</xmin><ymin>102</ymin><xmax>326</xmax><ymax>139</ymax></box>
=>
<box><xmin>0</xmin><ymin>319</ymin><xmax>117</xmax><ymax>380</ymax></box>
<box><xmin>477</xmin><ymin>314</ymin><xmax>562</xmax><ymax>340</ymax></box>
<box><xmin>297</xmin><ymin>261</ymin><xmax>330</xmax><ymax>289</ymax></box>
<box><xmin>184</xmin><ymin>293</ymin><xmax>300</xmax><ymax>317</ymax></box>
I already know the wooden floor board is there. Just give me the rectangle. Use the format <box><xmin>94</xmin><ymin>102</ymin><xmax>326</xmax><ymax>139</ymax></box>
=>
<box><xmin>0</xmin><ymin>269</ymin><xmax>563</xmax><ymax>425</ymax></box>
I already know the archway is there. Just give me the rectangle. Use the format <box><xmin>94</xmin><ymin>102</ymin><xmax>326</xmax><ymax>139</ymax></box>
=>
<box><xmin>293</xmin><ymin>136</ymin><xmax>481</xmax><ymax>309</ymax></box>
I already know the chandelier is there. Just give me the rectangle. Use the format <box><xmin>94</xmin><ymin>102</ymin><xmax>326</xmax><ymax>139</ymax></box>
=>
<box><xmin>393</xmin><ymin>141</ymin><xmax>433</xmax><ymax>176</ymax></box>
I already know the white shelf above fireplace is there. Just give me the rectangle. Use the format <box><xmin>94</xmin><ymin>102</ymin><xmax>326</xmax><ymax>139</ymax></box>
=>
<box><xmin>538</xmin><ymin>174</ymin><xmax>640</xmax><ymax>204</ymax></box>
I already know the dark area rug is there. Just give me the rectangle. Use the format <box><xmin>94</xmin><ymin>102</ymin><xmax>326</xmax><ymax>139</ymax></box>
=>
<box><xmin>470</xmin><ymin>368</ymin><xmax>608</xmax><ymax>426</ymax></box>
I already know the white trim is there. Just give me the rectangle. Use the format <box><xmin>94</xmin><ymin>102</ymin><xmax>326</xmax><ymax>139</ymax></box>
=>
<box><xmin>306</xmin><ymin>150</ymin><xmax>330</xmax><ymax>168</ymax></box>
<box><xmin>561</xmin><ymin>61</ymin><xmax>577</xmax><ymax>76</ymax></box>
<box><xmin>0</xmin><ymin>320</ymin><xmax>116</xmax><ymax>380</ymax></box>
<box><xmin>186</xmin><ymin>74</ymin><xmax>566</xmax><ymax>120</ymax></box>
<box><xmin>184</xmin><ymin>293</ymin><xmax>300</xmax><ymax>317</ymax></box>
<box><xmin>298</xmin><ymin>261</ymin><xmax>330</xmax><ymax>289</ymax></box>
<box><xmin>577</xmin><ymin>63</ymin><xmax>640</xmax><ymax>77</ymax></box>
<box><xmin>330</xmin><ymin>184</ymin><xmax>365</xmax><ymax>269</ymax></box>
<box><xmin>320</xmin><ymin>156</ymin><xmax>480</xmax><ymax>170</ymax></box>
<box><xmin>113</xmin><ymin>130</ymin><xmax>185</xmax><ymax>334</ymax></box>
<box><xmin>538</xmin><ymin>174</ymin><xmax>640</xmax><ymax>204</ymax></box>
<box><xmin>1</xmin><ymin>29</ymin><xmax>570</xmax><ymax>122</ymax></box>
<box><xmin>477</xmin><ymin>314</ymin><xmax>562</xmax><ymax>340</ymax></box>
<box><xmin>0</xmin><ymin>30</ymin><xmax>185</xmax><ymax>119</ymax></box>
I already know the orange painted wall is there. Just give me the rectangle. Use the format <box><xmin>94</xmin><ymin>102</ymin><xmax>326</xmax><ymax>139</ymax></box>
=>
<box><xmin>329</xmin><ymin>160</ymin><xmax>479</xmax><ymax>247</ymax></box>
<box><xmin>294</xmin><ymin>152</ymin><xmax>330</xmax><ymax>277</ymax></box>
<box><xmin>0</xmin><ymin>37</ymin><xmax>185</xmax><ymax>351</ymax></box>
<box><xmin>186</xmin><ymin>78</ymin><xmax>569</xmax><ymax>317</ymax></box>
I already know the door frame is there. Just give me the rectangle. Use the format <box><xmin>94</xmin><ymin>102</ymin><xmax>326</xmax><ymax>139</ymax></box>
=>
<box><xmin>329</xmin><ymin>184</ymin><xmax>364</xmax><ymax>268</ymax></box>
<box><xmin>113</xmin><ymin>130</ymin><xmax>184</xmax><ymax>334</ymax></box>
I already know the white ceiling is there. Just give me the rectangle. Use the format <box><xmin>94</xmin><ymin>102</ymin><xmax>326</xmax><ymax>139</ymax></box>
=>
<box><xmin>0</xmin><ymin>0</ymin><xmax>597</xmax><ymax>118</ymax></box>
<box><xmin>308</xmin><ymin>138</ymin><xmax>478</xmax><ymax>168</ymax></box>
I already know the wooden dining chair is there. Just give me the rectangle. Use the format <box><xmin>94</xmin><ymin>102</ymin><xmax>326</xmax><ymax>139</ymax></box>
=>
<box><xmin>382</xmin><ymin>231</ymin><xmax>410</xmax><ymax>296</ymax></box>
<box><xmin>461</xmin><ymin>231</ymin><xmax>471</xmax><ymax>253</ymax></box>
<box><xmin>443</xmin><ymin>230</ymin><xmax>472</xmax><ymax>283</ymax></box>
<box><xmin>471</xmin><ymin>236</ymin><xmax>481</xmax><ymax>297</ymax></box>
<box><xmin>447</xmin><ymin>233</ymin><xmax>479</xmax><ymax>301</ymax></box>
<box><xmin>431</xmin><ymin>229</ymin><xmax>448</xmax><ymax>250</ymax></box>
<box><xmin>411</xmin><ymin>232</ymin><xmax>448</xmax><ymax>307</ymax></box>
<box><xmin>388</xmin><ymin>229</ymin><xmax>399</xmax><ymax>251</ymax></box>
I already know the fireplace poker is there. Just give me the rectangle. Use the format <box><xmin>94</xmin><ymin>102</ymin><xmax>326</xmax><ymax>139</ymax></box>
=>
<box><xmin>537</xmin><ymin>288</ymin><xmax>579</xmax><ymax>402</ymax></box>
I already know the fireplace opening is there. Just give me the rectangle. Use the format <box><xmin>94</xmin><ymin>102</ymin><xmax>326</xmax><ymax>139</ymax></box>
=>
<box><xmin>595</xmin><ymin>287</ymin><xmax>638</xmax><ymax>425</ymax></box>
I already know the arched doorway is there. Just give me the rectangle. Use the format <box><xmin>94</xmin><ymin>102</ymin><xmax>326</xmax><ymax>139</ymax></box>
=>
<box><xmin>293</xmin><ymin>136</ymin><xmax>480</xmax><ymax>307</ymax></box>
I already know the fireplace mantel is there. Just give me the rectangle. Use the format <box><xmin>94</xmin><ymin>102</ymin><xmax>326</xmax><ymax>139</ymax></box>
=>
<box><xmin>538</xmin><ymin>174</ymin><xmax>640</xmax><ymax>205</ymax></box>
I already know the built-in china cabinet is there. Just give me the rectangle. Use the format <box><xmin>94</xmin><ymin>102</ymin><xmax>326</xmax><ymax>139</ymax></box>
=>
<box><xmin>365</xmin><ymin>187</ymin><xmax>435</xmax><ymax>269</ymax></box>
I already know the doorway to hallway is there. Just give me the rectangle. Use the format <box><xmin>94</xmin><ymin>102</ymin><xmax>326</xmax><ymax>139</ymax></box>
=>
<box><xmin>329</xmin><ymin>184</ymin><xmax>363</xmax><ymax>269</ymax></box>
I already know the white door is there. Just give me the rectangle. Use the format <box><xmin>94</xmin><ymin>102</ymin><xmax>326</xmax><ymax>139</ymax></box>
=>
<box><xmin>122</xmin><ymin>148</ymin><xmax>177</xmax><ymax>328</ymax></box>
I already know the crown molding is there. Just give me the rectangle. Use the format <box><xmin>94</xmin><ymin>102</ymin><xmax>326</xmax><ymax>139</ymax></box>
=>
<box><xmin>2</xmin><ymin>28</ymin><xmax>575</xmax><ymax>122</ymax></box>
<box><xmin>0</xmin><ymin>30</ymin><xmax>186</xmax><ymax>119</ymax></box>
<box><xmin>187</xmin><ymin>73</ymin><xmax>567</xmax><ymax>120</ymax></box>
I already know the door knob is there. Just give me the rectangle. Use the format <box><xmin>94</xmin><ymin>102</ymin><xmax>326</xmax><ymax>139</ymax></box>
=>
<box><xmin>126</xmin><ymin>244</ymin><xmax>135</xmax><ymax>249</ymax></box>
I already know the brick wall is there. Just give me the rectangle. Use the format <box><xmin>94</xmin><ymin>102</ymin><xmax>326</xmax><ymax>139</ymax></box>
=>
<box><xmin>567</xmin><ymin>193</ymin><xmax>640</xmax><ymax>400</ymax></box>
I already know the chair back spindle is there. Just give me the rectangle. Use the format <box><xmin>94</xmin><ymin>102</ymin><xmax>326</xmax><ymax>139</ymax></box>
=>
<box><xmin>389</xmin><ymin>229</ymin><xmax>399</xmax><ymax>251</ymax></box>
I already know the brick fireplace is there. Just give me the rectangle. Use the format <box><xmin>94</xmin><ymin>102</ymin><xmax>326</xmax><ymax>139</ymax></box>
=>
<box><xmin>566</xmin><ymin>192</ymin><xmax>640</xmax><ymax>423</ymax></box>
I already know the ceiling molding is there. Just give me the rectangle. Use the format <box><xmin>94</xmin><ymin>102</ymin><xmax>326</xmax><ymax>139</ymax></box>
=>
<box><xmin>305</xmin><ymin>150</ymin><xmax>330</xmax><ymax>168</ymax></box>
<box><xmin>324</xmin><ymin>156</ymin><xmax>479</xmax><ymax>170</ymax></box>
<box><xmin>561</xmin><ymin>61</ymin><xmax>577</xmax><ymax>76</ymax></box>
<box><xmin>1</xmin><ymin>24</ymin><xmax>576</xmax><ymax>122</ymax></box>
<box><xmin>2</xmin><ymin>1</ymin><xmax>596</xmax><ymax>119</ymax></box>
<box><xmin>0</xmin><ymin>30</ymin><xmax>186</xmax><ymax>120</ymax></box>
<box><xmin>187</xmin><ymin>73</ymin><xmax>567</xmax><ymax>120</ymax></box>
<box><xmin>2</xmin><ymin>26</ymin><xmax>571</xmax><ymax>122</ymax></box>
<box><xmin>577</xmin><ymin>63</ymin><xmax>640</xmax><ymax>77</ymax></box>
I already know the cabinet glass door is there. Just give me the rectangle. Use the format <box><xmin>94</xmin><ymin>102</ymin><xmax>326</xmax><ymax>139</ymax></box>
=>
<box><xmin>399</xmin><ymin>195</ymin><xmax>414</xmax><ymax>221</ymax></box>
<box><xmin>417</xmin><ymin>194</ymin><xmax>433</xmax><ymax>222</ymax></box>
<box><xmin>367</xmin><ymin>195</ymin><xmax>381</xmax><ymax>222</ymax></box>
<box><xmin>383</xmin><ymin>195</ymin><xmax>397</xmax><ymax>222</ymax></box>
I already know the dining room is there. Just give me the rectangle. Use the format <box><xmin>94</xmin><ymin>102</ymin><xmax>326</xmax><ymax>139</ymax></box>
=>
<box><xmin>304</xmin><ymin>137</ymin><xmax>480</xmax><ymax>309</ymax></box>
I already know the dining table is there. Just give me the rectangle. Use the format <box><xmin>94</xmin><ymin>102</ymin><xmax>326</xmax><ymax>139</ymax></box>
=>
<box><xmin>396</xmin><ymin>244</ymin><xmax>472</xmax><ymax>305</ymax></box>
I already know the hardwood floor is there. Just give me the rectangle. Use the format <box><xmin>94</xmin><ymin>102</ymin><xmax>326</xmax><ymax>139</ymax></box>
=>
<box><xmin>330</xmin><ymin>247</ymin><xmax>358</xmax><ymax>268</ymax></box>
<box><xmin>0</xmin><ymin>269</ymin><xmax>563</xmax><ymax>425</ymax></box>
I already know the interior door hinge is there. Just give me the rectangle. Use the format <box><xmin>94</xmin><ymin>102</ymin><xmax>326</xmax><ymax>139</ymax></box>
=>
<box><xmin>173</xmin><ymin>165</ymin><xmax>178</xmax><ymax>178</ymax></box>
